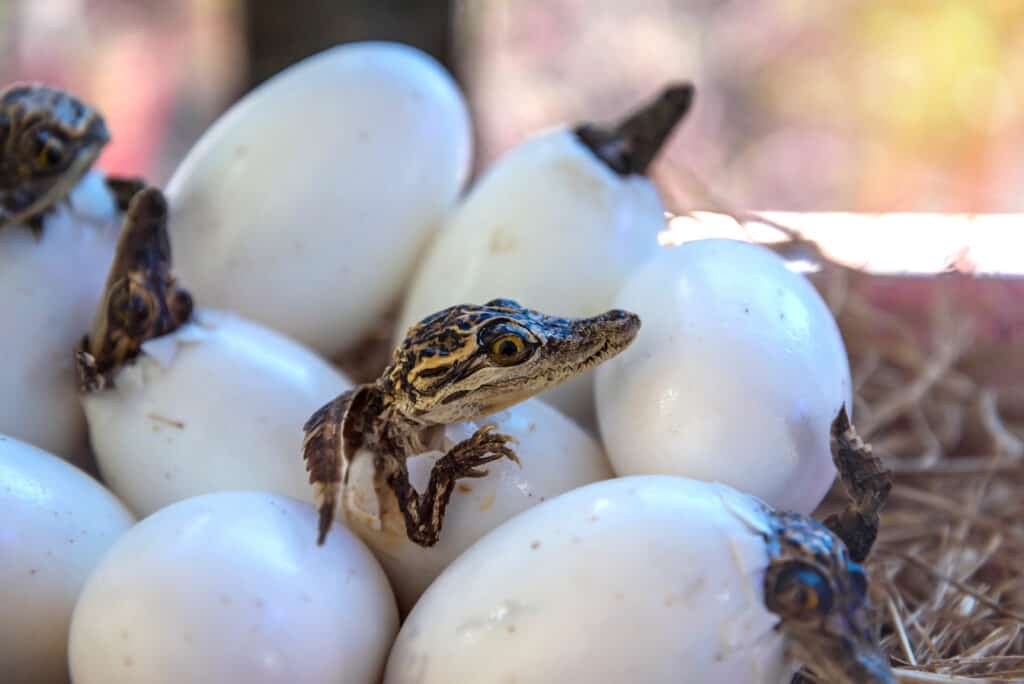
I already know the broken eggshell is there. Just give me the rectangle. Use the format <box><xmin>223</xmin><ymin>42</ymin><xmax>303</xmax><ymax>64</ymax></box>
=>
<box><xmin>397</xmin><ymin>86</ymin><xmax>692</xmax><ymax>431</ymax></box>
<box><xmin>385</xmin><ymin>476</ymin><xmax>799</xmax><ymax>683</ymax></box>
<box><xmin>0</xmin><ymin>434</ymin><xmax>135</xmax><ymax>684</ymax></box>
<box><xmin>167</xmin><ymin>41</ymin><xmax>472</xmax><ymax>357</ymax></box>
<box><xmin>81</xmin><ymin>309</ymin><xmax>351</xmax><ymax>516</ymax></box>
<box><xmin>0</xmin><ymin>172</ymin><xmax>119</xmax><ymax>464</ymax></box>
<box><xmin>69</xmin><ymin>491</ymin><xmax>398</xmax><ymax>684</ymax></box>
<box><xmin>596</xmin><ymin>239</ymin><xmax>851</xmax><ymax>514</ymax></box>
<box><xmin>339</xmin><ymin>397</ymin><xmax>612</xmax><ymax>614</ymax></box>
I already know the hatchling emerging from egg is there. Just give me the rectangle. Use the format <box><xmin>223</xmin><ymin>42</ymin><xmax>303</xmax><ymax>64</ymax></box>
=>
<box><xmin>0</xmin><ymin>83</ymin><xmax>144</xmax><ymax>235</ymax></box>
<box><xmin>303</xmin><ymin>299</ymin><xmax>642</xmax><ymax>548</ymax></box>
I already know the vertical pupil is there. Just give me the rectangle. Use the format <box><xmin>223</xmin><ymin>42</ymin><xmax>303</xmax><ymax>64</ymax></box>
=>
<box><xmin>500</xmin><ymin>340</ymin><xmax>518</xmax><ymax>356</ymax></box>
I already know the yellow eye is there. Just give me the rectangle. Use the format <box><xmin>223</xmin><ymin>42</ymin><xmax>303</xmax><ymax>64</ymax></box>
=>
<box><xmin>489</xmin><ymin>334</ymin><xmax>529</xmax><ymax>366</ymax></box>
<box><xmin>33</xmin><ymin>130</ymin><xmax>66</xmax><ymax>171</ymax></box>
<box><xmin>767</xmin><ymin>563</ymin><xmax>833</xmax><ymax>622</ymax></box>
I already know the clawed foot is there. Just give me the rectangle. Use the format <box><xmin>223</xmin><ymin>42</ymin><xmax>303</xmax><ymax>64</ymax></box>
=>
<box><xmin>388</xmin><ymin>424</ymin><xmax>522</xmax><ymax>547</ymax></box>
<box><xmin>438</xmin><ymin>424</ymin><xmax>520</xmax><ymax>478</ymax></box>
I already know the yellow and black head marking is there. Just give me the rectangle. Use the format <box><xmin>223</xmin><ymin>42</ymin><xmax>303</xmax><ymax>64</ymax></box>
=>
<box><xmin>380</xmin><ymin>298</ymin><xmax>641</xmax><ymax>423</ymax></box>
<box><xmin>0</xmin><ymin>83</ymin><xmax>110</xmax><ymax>231</ymax></box>
<box><xmin>304</xmin><ymin>298</ymin><xmax>641</xmax><ymax>548</ymax></box>
<box><xmin>763</xmin><ymin>510</ymin><xmax>895</xmax><ymax>684</ymax></box>
<box><xmin>75</xmin><ymin>186</ymin><xmax>192</xmax><ymax>391</ymax></box>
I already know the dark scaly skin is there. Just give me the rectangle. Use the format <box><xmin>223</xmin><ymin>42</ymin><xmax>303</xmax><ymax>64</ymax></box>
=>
<box><xmin>304</xmin><ymin>299</ymin><xmax>641</xmax><ymax>547</ymax></box>
<box><xmin>823</xmin><ymin>406</ymin><xmax>892</xmax><ymax>563</ymax></box>
<box><xmin>0</xmin><ymin>83</ymin><xmax>146</xmax><ymax>234</ymax></box>
<box><xmin>74</xmin><ymin>186</ymin><xmax>193</xmax><ymax>392</ymax></box>
<box><xmin>764</xmin><ymin>509</ymin><xmax>895</xmax><ymax>684</ymax></box>
<box><xmin>574</xmin><ymin>82</ymin><xmax>695</xmax><ymax>175</ymax></box>
<box><xmin>767</xmin><ymin>406</ymin><xmax>895</xmax><ymax>683</ymax></box>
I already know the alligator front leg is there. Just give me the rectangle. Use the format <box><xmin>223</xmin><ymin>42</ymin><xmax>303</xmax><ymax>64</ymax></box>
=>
<box><xmin>385</xmin><ymin>425</ymin><xmax>520</xmax><ymax>547</ymax></box>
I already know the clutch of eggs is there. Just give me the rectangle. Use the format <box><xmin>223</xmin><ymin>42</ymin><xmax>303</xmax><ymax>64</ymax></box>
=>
<box><xmin>596</xmin><ymin>238</ymin><xmax>851</xmax><ymax>514</ymax></box>
<box><xmin>386</xmin><ymin>476</ymin><xmax>799</xmax><ymax>683</ymax></box>
<box><xmin>0</xmin><ymin>172</ymin><xmax>119</xmax><ymax>465</ymax></box>
<box><xmin>0</xmin><ymin>434</ymin><xmax>135</xmax><ymax>684</ymax></box>
<box><xmin>341</xmin><ymin>398</ymin><xmax>613</xmax><ymax>613</ymax></box>
<box><xmin>82</xmin><ymin>309</ymin><xmax>350</xmax><ymax>516</ymax></box>
<box><xmin>167</xmin><ymin>41</ymin><xmax>472</xmax><ymax>357</ymax></box>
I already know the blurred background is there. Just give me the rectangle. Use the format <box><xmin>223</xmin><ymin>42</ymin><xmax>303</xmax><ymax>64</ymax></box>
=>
<box><xmin>4</xmin><ymin>0</ymin><xmax>1024</xmax><ymax>213</ymax></box>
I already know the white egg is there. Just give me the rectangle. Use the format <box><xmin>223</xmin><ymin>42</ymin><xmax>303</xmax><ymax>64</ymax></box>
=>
<box><xmin>385</xmin><ymin>476</ymin><xmax>796</xmax><ymax>683</ymax></box>
<box><xmin>167</xmin><ymin>41</ymin><xmax>472</xmax><ymax>356</ymax></box>
<box><xmin>69</xmin><ymin>491</ymin><xmax>398</xmax><ymax>684</ymax></box>
<box><xmin>596</xmin><ymin>239</ymin><xmax>851</xmax><ymax>514</ymax></box>
<box><xmin>341</xmin><ymin>398</ymin><xmax>612</xmax><ymax>613</ymax></box>
<box><xmin>0</xmin><ymin>172</ymin><xmax>119</xmax><ymax>464</ymax></box>
<box><xmin>82</xmin><ymin>309</ymin><xmax>351</xmax><ymax>516</ymax></box>
<box><xmin>397</xmin><ymin>128</ymin><xmax>666</xmax><ymax>430</ymax></box>
<box><xmin>0</xmin><ymin>434</ymin><xmax>135</xmax><ymax>684</ymax></box>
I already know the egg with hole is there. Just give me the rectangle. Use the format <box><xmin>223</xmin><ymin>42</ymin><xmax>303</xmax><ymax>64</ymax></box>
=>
<box><xmin>397</xmin><ymin>85</ymin><xmax>692</xmax><ymax>430</ymax></box>
<box><xmin>385</xmin><ymin>476</ymin><xmax>893</xmax><ymax>684</ymax></box>
<box><xmin>340</xmin><ymin>398</ymin><xmax>612</xmax><ymax>613</ymax></box>
<box><xmin>69</xmin><ymin>491</ymin><xmax>398</xmax><ymax>684</ymax></box>
<box><xmin>596</xmin><ymin>239</ymin><xmax>851</xmax><ymax>513</ymax></box>
<box><xmin>82</xmin><ymin>309</ymin><xmax>351</xmax><ymax>516</ymax></box>
<box><xmin>167</xmin><ymin>41</ymin><xmax>472</xmax><ymax>357</ymax></box>
<box><xmin>0</xmin><ymin>171</ymin><xmax>119</xmax><ymax>465</ymax></box>
<box><xmin>0</xmin><ymin>434</ymin><xmax>135</xmax><ymax>684</ymax></box>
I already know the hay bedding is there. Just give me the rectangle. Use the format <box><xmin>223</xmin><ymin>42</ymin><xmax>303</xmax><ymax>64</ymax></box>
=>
<box><xmin>336</xmin><ymin>221</ymin><xmax>1024</xmax><ymax>683</ymax></box>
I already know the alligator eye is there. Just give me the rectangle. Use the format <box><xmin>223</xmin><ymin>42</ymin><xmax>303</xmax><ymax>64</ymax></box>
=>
<box><xmin>33</xmin><ymin>130</ymin><xmax>67</xmax><ymax>171</ymax></box>
<box><xmin>488</xmin><ymin>334</ymin><xmax>529</xmax><ymax>366</ymax></box>
<box><xmin>767</xmin><ymin>563</ymin><xmax>834</xmax><ymax>622</ymax></box>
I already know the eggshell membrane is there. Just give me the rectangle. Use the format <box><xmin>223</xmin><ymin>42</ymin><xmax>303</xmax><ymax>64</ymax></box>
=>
<box><xmin>82</xmin><ymin>309</ymin><xmax>351</xmax><ymax>516</ymax></box>
<box><xmin>167</xmin><ymin>41</ymin><xmax>472</xmax><ymax>356</ymax></box>
<box><xmin>596</xmin><ymin>239</ymin><xmax>852</xmax><ymax>514</ymax></box>
<box><xmin>385</xmin><ymin>475</ymin><xmax>796</xmax><ymax>683</ymax></box>
<box><xmin>69</xmin><ymin>491</ymin><xmax>398</xmax><ymax>684</ymax></box>
<box><xmin>0</xmin><ymin>434</ymin><xmax>135</xmax><ymax>684</ymax></box>
<box><xmin>341</xmin><ymin>398</ymin><xmax>612</xmax><ymax>613</ymax></box>
<box><xmin>397</xmin><ymin>128</ymin><xmax>666</xmax><ymax>431</ymax></box>
<box><xmin>0</xmin><ymin>172</ymin><xmax>118</xmax><ymax>464</ymax></box>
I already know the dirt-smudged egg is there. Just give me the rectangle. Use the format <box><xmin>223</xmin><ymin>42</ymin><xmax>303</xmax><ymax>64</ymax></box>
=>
<box><xmin>596</xmin><ymin>239</ymin><xmax>851</xmax><ymax>513</ymax></box>
<box><xmin>385</xmin><ymin>476</ymin><xmax>894</xmax><ymax>684</ymax></box>
<box><xmin>167</xmin><ymin>41</ymin><xmax>472</xmax><ymax>357</ymax></box>
<box><xmin>0</xmin><ymin>434</ymin><xmax>135</xmax><ymax>684</ymax></box>
<box><xmin>341</xmin><ymin>398</ymin><xmax>611</xmax><ymax>613</ymax></box>
<box><xmin>1</xmin><ymin>171</ymin><xmax>119</xmax><ymax>465</ymax></box>
<box><xmin>398</xmin><ymin>85</ymin><xmax>693</xmax><ymax>430</ymax></box>
<box><xmin>69</xmin><ymin>492</ymin><xmax>398</xmax><ymax>684</ymax></box>
<box><xmin>77</xmin><ymin>188</ymin><xmax>351</xmax><ymax>516</ymax></box>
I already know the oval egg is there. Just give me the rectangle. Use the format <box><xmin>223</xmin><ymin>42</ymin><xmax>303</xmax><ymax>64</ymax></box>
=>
<box><xmin>385</xmin><ymin>475</ymin><xmax>796</xmax><ymax>683</ymax></box>
<box><xmin>69</xmin><ymin>491</ymin><xmax>398</xmax><ymax>684</ymax></box>
<box><xmin>0</xmin><ymin>172</ymin><xmax>119</xmax><ymax>464</ymax></box>
<box><xmin>341</xmin><ymin>398</ymin><xmax>612</xmax><ymax>613</ymax></box>
<box><xmin>82</xmin><ymin>309</ymin><xmax>351</xmax><ymax>516</ymax></box>
<box><xmin>0</xmin><ymin>433</ymin><xmax>135</xmax><ymax>684</ymax></box>
<box><xmin>167</xmin><ymin>41</ymin><xmax>472</xmax><ymax>356</ymax></box>
<box><xmin>596</xmin><ymin>239</ymin><xmax>851</xmax><ymax>514</ymax></box>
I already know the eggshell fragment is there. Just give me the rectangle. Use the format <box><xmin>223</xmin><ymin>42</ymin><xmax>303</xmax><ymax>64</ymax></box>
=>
<box><xmin>0</xmin><ymin>172</ymin><xmax>119</xmax><ymax>464</ymax></box>
<box><xmin>596</xmin><ymin>239</ymin><xmax>852</xmax><ymax>514</ymax></box>
<box><xmin>69</xmin><ymin>491</ymin><xmax>398</xmax><ymax>684</ymax></box>
<box><xmin>167</xmin><ymin>41</ymin><xmax>472</xmax><ymax>356</ymax></box>
<box><xmin>397</xmin><ymin>128</ymin><xmax>666</xmax><ymax>430</ymax></box>
<box><xmin>82</xmin><ymin>309</ymin><xmax>351</xmax><ymax>516</ymax></box>
<box><xmin>385</xmin><ymin>475</ymin><xmax>796</xmax><ymax>683</ymax></box>
<box><xmin>0</xmin><ymin>434</ymin><xmax>135</xmax><ymax>684</ymax></box>
<box><xmin>341</xmin><ymin>398</ymin><xmax>612</xmax><ymax>613</ymax></box>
